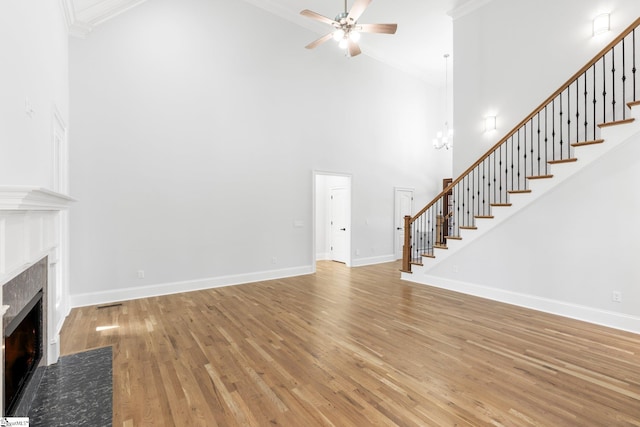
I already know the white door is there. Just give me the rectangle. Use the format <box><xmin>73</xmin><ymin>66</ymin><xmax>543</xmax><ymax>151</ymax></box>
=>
<box><xmin>394</xmin><ymin>188</ymin><xmax>414</xmax><ymax>260</ymax></box>
<box><xmin>330</xmin><ymin>187</ymin><xmax>348</xmax><ymax>263</ymax></box>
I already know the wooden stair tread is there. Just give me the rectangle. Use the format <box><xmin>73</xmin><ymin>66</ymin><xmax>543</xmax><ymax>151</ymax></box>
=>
<box><xmin>491</xmin><ymin>203</ymin><xmax>512</xmax><ymax>207</ymax></box>
<box><xmin>572</xmin><ymin>139</ymin><xmax>604</xmax><ymax>147</ymax></box>
<box><xmin>548</xmin><ymin>158</ymin><xmax>578</xmax><ymax>164</ymax></box>
<box><xmin>433</xmin><ymin>244</ymin><xmax>448</xmax><ymax>250</ymax></box>
<box><xmin>508</xmin><ymin>189</ymin><xmax>532</xmax><ymax>194</ymax></box>
<box><xmin>475</xmin><ymin>215</ymin><xmax>494</xmax><ymax>219</ymax></box>
<box><xmin>444</xmin><ymin>236</ymin><xmax>462</xmax><ymax>240</ymax></box>
<box><xmin>628</xmin><ymin>100</ymin><xmax>640</xmax><ymax>108</ymax></box>
<box><xmin>527</xmin><ymin>174</ymin><xmax>554</xmax><ymax>180</ymax></box>
<box><xmin>598</xmin><ymin>118</ymin><xmax>635</xmax><ymax>128</ymax></box>
<box><xmin>460</xmin><ymin>226</ymin><xmax>477</xmax><ymax>230</ymax></box>
<box><xmin>421</xmin><ymin>253</ymin><xmax>435</xmax><ymax>258</ymax></box>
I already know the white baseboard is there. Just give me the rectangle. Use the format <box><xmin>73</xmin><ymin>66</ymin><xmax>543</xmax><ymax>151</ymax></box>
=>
<box><xmin>351</xmin><ymin>254</ymin><xmax>396</xmax><ymax>267</ymax></box>
<box><xmin>316</xmin><ymin>252</ymin><xmax>330</xmax><ymax>261</ymax></box>
<box><xmin>414</xmin><ymin>274</ymin><xmax>640</xmax><ymax>335</ymax></box>
<box><xmin>70</xmin><ymin>265</ymin><xmax>314</xmax><ymax>308</ymax></box>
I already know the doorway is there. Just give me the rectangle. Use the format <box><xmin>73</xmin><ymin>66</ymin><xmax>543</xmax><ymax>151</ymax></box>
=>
<box><xmin>394</xmin><ymin>187</ymin><xmax>414</xmax><ymax>260</ymax></box>
<box><xmin>314</xmin><ymin>172</ymin><xmax>352</xmax><ymax>268</ymax></box>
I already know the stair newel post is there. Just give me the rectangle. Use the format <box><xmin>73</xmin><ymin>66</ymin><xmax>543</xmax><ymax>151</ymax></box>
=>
<box><xmin>402</xmin><ymin>215</ymin><xmax>412</xmax><ymax>273</ymax></box>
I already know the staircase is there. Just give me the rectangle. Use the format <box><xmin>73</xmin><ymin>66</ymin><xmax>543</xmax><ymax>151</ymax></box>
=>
<box><xmin>399</xmin><ymin>18</ymin><xmax>640</xmax><ymax>333</ymax></box>
<box><xmin>401</xmin><ymin>17</ymin><xmax>640</xmax><ymax>276</ymax></box>
<box><xmin>402</xmin><ymin>104</ymin><xmax>640</xmax><ymax>276</ymax></box>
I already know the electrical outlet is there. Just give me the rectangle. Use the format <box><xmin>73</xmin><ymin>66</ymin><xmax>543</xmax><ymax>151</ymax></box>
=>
<box><xmin>271</xmin><ymin>257</ymin><xmax>277</xmax><ymax>265</ymax></box>
<box><xmin>137</xmin><ymin>270</ymin><xmax>145</xmax><ymax>279</ymax></box>
<box><xmin>612</xmin><ymin>291</ymin><xmax>622</xmax><ymax>303</ymax></box>
<box><xmin>453</xmin><ymin>264</ymin><xmax>459</xmax><ymax>273</ymax></box>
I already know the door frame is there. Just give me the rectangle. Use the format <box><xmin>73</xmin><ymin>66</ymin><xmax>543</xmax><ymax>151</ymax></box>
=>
<box><xmin>394</xmin><ymin>187</ymin><xmax>414</xmax><ymax>260</ymax></box>
<box><xmin>312</xmin><ymin>171</ymin><xmax>352</xmax><ymax>272</ymax></box>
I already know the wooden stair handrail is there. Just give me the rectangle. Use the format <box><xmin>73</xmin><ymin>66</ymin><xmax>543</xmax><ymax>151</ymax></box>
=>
<box><xmin>411</xmin><ymin>17</ymin><xmax>640</xmax><ymax>223</ymax></box>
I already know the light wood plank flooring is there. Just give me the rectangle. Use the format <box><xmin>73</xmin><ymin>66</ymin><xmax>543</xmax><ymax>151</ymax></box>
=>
<box><xmin>60</xmin><ymin>261</ymin><xmax>640</xmax><ymax>426</ymax></box>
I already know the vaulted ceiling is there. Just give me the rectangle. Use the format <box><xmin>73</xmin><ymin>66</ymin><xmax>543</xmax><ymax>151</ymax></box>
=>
<box><xmin>63</xmin><ymin>0</ymin><xmax>484</xmax><ymax>84</ymax></box>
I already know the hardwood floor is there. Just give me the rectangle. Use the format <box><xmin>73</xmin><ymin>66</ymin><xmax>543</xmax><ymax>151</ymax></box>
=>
<box><xmin>60</xmin><ymin>261</ymin><xmax>640</xmax><ymax>426</ymax></box>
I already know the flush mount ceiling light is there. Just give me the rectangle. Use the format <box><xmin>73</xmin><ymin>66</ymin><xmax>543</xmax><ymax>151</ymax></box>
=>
<box><xmin>593</xmin><ymin>13</ymin><xmax>610</xmax><ymax>36</ymax></box>
<box><xmin>301</xmin><ymin>0</ymin><xmax>398</xmax><ymax>57</ymax></box>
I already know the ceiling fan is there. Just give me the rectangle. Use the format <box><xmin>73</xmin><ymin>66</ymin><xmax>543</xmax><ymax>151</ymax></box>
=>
<box><xmin>300</xmin><ymin>0</ymin><xmax>397</xmax><ymax>57</ymax></box>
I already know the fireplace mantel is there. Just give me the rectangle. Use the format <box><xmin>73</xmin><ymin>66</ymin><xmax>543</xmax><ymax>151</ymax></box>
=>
<box><xmin>0</xmin><ymin>186</ymin><xmax>75</xmax><ymax>211</ymax></box>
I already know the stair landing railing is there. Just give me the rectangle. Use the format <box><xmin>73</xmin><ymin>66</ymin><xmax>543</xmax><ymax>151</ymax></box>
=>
<box><xmin>402</xmin><ymin>17</ymin><xmax>640</xmax><ymax>273</ymax></box>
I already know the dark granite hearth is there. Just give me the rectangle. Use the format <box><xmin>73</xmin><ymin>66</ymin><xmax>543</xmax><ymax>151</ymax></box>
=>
<box><xmin>27</xmin><ymin>347</ymin><xmax>112</xmax><ymax>427</ymax></box>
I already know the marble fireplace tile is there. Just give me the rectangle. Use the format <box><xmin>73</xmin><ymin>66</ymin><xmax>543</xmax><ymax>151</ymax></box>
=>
<box><xmin>3</xmin><ymin>257</ymin><xmax>47</xmax><ymax>330</ymax></box>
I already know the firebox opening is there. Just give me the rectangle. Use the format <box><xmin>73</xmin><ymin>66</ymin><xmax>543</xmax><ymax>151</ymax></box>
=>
<box><xmin>4</xmin><ymin>290</ymin><xmax>43</xmax><ymax>415</ymax></box>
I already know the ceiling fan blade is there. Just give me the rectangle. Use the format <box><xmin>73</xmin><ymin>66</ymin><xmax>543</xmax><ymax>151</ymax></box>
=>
<box><xmin>358</xmin><ymin>23</ymin><xmax>398</xmax><ymax>34</ymax></box>
<box><xmin>305</xmin><ymin>33</ymin><xmax>334</xmax><ymax>49</ymax></box>
<box><xmin>347</xmin><ymin>0</ymin><xmax>372</xmax><ymax>23</ymax></box>
<box><xmin>300</xmin><ymin>9</ymin><xmax>338</xmax><ymax>26</ymax></box>
<box><xmin>347</xmin><ymin>39</ymin><xmax>362</xmax><ymax>57</ymax></box>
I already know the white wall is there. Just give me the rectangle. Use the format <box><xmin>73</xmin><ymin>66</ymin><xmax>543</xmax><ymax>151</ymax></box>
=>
<box><xmin>69</xmin><ymin>0</ymin><xmax>451</xmax><ymax>303</ymax></box>
<box><xmin>0</xmin><ymin>1</ymin><xmax>71</xmax><ymax>371</ymax></box>
<box><xmin>452</xmin><ymin>0</ymin><xmax>640</xmax><ymax>176</ymax></box>
<box><xmin>0</xmin><ymin>1</ymin><xmax>69</xmax><ymax>186</ymax></box>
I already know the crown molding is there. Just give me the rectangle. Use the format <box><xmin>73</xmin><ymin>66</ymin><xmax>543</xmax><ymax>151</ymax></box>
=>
<box><xmin>0</xmin><ymin>187</ymin><xmax>76</xmax><ymax>211</ymax></box>
<box><xmin>448</xmin><ymin>0</ymin><xmax>495</xmax><ymax>21</ymax></box>
<box><xmin>59</xmin><ymin>0</ymin><xmax>148</xmax><ymax>38</ymax></box>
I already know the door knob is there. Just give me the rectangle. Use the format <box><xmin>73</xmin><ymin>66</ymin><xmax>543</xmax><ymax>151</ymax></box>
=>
<box><xmin>340</xmin><ymin>228</ymin><xmax>346</xmax><ymax>231</ymax></box>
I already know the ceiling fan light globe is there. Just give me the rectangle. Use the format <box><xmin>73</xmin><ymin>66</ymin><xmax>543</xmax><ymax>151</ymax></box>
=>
<box><xmin>349</xmin><ymin>31</ymin><xmax>361</xmax><ymax>42</ymax></box>
<box><xmin>338</xmin><ymin>38</ymin><xmax>349</xmax><ymax>49</ymax></box>
<box><xmin>333</xmin><ymin>29</ymin><xmax>345</xmax><ymax>41</ymax></box>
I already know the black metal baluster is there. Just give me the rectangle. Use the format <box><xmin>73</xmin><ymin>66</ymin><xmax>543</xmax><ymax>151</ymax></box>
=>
<box><xmin>510</xmin><ymin>135</ymin><xmax>514</xmax><ymax>191</ymax></box>
<box><xmin>455</xmin><ymin>183</ymin><xmax>460</xmax><ymax>230</ymax></box>
<box><xmin>576</xmin><ymin>77</ymin><xmax>580</xmax><ymax>142</ymax></box>
<box><xmin>612</xmin><ymin>47</ymin><xmax>616</xmax><ymax>121</ymax></box>
<box><xmin>482</xmin><ymin>160</ymin><xmax>486</xmax><ymax>215</ymax></box>
<box><xmin>537</xmin><ymin>112</ymin><xmax>542</xmax><ymax>176</ymax></box>
<box><xmin>559</xmin><ymin>93</ymin><xmax>564</xmax><ymax>160</ymax></box>
<box><xmin>634</xmin><ymin>29</ymin><xmax>637</xmax><ymax>101</ymax></box>
<box><xmin>530</xmin><ymin>119</ymin><xmax>534</xmax><ymax>175</ymax></box>
<box><xmin>465</xmin><ymin>175</ymin><xmax>470</xmax><ymax>227</ymax></box>
<box><xmin>593</xmin><ymin>63</ymin><xmax>597</xmax><ymax>137</ymax></box>
<box><xmin>544</xmin><ymin>105</ymin><xmax>549</xmax><ymax>174</ymax></box>
<box><xmin>517</xmin><ymin>130</ymin><xmax>522</xmax><ymax>189</ymax></box>
<box><xmin>603</xmin><ymin>54</ymin><xmax>607</xmax><ymax>122</ymax></box>
<box><xmin>552</xmin><ymin>99</ymin><xmax>556</xmax><ymax>161</ymax></box>
<box><xmin>584</xmin><ymin>71</ymin><xmax>588</xmax><ymax>141</ymax></box>
<box><xmin>523</xmin><ymin>123</ymin><xmax>528</xmax><ymax>181</ymax></box>
<box><xmin>568</xmin><ymin>86</ymin><xmax>572</xmax><ymax>150</ymax></box>
<box><xmin>471</xmin><ymin>168</ymin><xmax>476</xmax><ymax>216</ymax></box>
<box><xmin>622</xmin><ymin>38</ymin><xmax>627</xmax><ymax>120</ymax></box>
<box><xmin>498</xmin><ymin>145</ymin><xmax>503</xmax><ymax>203</ymax></box>
<box><xmin>493</xmin><ymin>150</ymin><xmax>497</xmax><ymax>204</ymax></box>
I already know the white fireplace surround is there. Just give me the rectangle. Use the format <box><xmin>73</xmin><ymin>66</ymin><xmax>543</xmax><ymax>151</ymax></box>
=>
<box><xmin>0</xmin><ymin>186</ymin><xmax>74</xmax><ymax>413</ymax></box>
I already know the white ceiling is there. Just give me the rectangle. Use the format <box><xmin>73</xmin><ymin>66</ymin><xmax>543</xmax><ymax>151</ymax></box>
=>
<box><xmin>65</xmin><ymin>0</ymin><xmax>485</xmax><ymax>85</ymax></box>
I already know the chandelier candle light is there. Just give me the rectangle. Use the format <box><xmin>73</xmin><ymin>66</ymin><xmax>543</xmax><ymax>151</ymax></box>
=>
<box><xmin>434</xmin><ymin>54</ymin><xmax>453</xmax><ymax>150</ymax></box>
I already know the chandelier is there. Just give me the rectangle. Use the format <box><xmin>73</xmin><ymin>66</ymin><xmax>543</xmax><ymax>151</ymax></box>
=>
<box><xmin>433</xmin><ymin>54</ymin><xmax>453</xmax><ymax>150</ymax></box>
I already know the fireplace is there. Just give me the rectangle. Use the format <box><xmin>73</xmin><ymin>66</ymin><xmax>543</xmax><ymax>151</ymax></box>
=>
<box><xmin>4</xmin><ymin>290</ymin><xmax>43</xmax><ymax>415</ymax></box>
<box><xmin>2</xmin><ymin>257</ymin><xmax>48</xmax><ymax>416</ymax></box>
<box><xmin>0</xmin><ymin>187</ymin><xmax>74</xmax><ymax>414</ymax></box>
